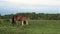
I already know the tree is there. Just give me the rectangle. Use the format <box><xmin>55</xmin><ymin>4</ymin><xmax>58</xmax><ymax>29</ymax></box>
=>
<box><xmin>0</xmin><ymin>14</ymin><xmax>1</xmax><ymax>17</ymax></box>
<box><xmin>0</xmin><ymin>14</ymin><xmax>1</xmax><ymax>19</ymax></box>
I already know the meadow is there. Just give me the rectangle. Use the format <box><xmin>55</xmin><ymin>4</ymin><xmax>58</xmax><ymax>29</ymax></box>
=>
<box><xmin>0</xmin><ymin>19</ymin><xmax>60</xmax><ymax>34</ymax></box>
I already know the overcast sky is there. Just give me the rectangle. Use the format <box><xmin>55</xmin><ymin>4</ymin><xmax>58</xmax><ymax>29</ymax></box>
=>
<box><xmin>1</xmin><ymin>0</ymin><xmax>60</xmax><ymax>6</ymax></box>
<box><xmin>0</xmin><ymin>0</ymin><xmax>60</xmax><ymax>15</ymax></box>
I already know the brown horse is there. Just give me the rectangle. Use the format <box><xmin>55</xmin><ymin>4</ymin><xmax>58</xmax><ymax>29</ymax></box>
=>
<box><xmin>12</xmin><ymin>15</ymin><xmax>28</xmax><ymax>26</ymax></box>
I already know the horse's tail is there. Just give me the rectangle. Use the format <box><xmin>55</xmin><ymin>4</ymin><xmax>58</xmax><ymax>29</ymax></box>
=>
<box><xmin>12</xmin><ymin>16</ymin><xmax>14</xmax><ymax>26</ymax></box>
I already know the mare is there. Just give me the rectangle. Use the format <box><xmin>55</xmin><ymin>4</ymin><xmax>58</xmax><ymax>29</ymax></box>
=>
<box><xmin>12</xmin><ymin>15</ymin><xmax>28</xmax><ymax>26</ymax></box>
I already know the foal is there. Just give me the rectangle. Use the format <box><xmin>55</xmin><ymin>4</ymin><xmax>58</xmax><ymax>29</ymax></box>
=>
<box><xmin>12</xmin><ymin>15</ymin><xmax>28</xmax><ymax>26</ymax></box>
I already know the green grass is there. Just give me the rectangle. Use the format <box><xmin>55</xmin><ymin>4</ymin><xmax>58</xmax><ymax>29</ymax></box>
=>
<box><xmin>0</xmin><ymin>19</ymin><xmax>60</xmax><ymax>34</ymax></box>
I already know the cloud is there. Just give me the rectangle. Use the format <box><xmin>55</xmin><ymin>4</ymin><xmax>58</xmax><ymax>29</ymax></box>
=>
<box><xmin>0</xmin><ymin>0</ymin><xmax>8</xmax><ymax>1</ymax></box>
<box><xmin>6</xmin><ymin>0</ymin><xmax>60</xmax><ymax>6</ymax></box>
<box><xmin>0</xmin><ymin>0</ymin><xmax>60</xmax><ymax>15</ymax></box>
<box><xmin>0</xmin><ymin>0</ymin><xmax>60</xmax><ymax>6</ymax></box>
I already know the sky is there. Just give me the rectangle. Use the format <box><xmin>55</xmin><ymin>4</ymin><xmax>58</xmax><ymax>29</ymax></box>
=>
<box><xmin>0</xmin><ymin>0</ymin><xmax>60</xmax><ymax>15</ymax></box>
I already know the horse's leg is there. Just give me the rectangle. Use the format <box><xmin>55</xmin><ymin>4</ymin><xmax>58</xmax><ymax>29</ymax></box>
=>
<box><xmin>12</xmin><ymin>16</ymin><xmax>16</xmax><ymax>26</ymax></box>
<box><xmin>22</xmin><ymin>21</ymin><xmax>24</xmax><ymax>26</ymax></box>
<box><xmin>12</xmin><ymin>18</ymin><xmax>14</xmax><ymax>26</ymax></box>
<box><xmin>24</xmin><ymin>21</ymin><xmax>26</xmax><ymax>25</ymax></box>
<box><xmin>12</xmin><ymin>21</ymin><xmax>16</xmax><ymax>26</ymax></box>
<box><xmin>12</xmin><ymin>21</ymin><xmax>15</xmax><ymax>26</ymax></box>
<box><xmin>14</xmin><ymin>21</ymin><xmax>16</xmax><ymax>25</ymax></box>
<box><xmin>12</xmin><ymin>19</ymin><xmax>16</xmax><ymax>26</ymax></box>
<box><xmin>26</xmin><ymin>20</ymin><xmax>28</xmax><ymax>25</ymax></box>
<box><xmin>12</xmin><ymin>22</ymin><xmax>14</xmax><ymax>26</ymax></box>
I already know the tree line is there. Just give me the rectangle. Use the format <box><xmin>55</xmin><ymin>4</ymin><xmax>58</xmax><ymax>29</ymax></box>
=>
<box><xmin>0</xmin><ymin>12</ymin><xmax>60</xmax><ymax>20</ymax></box>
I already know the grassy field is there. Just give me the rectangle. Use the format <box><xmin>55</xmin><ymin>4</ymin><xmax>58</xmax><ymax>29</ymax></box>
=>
<box><xmin>0</xmin><ymin>19</ymin><xmax>60</xmax><ymax>34</ymax></box>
